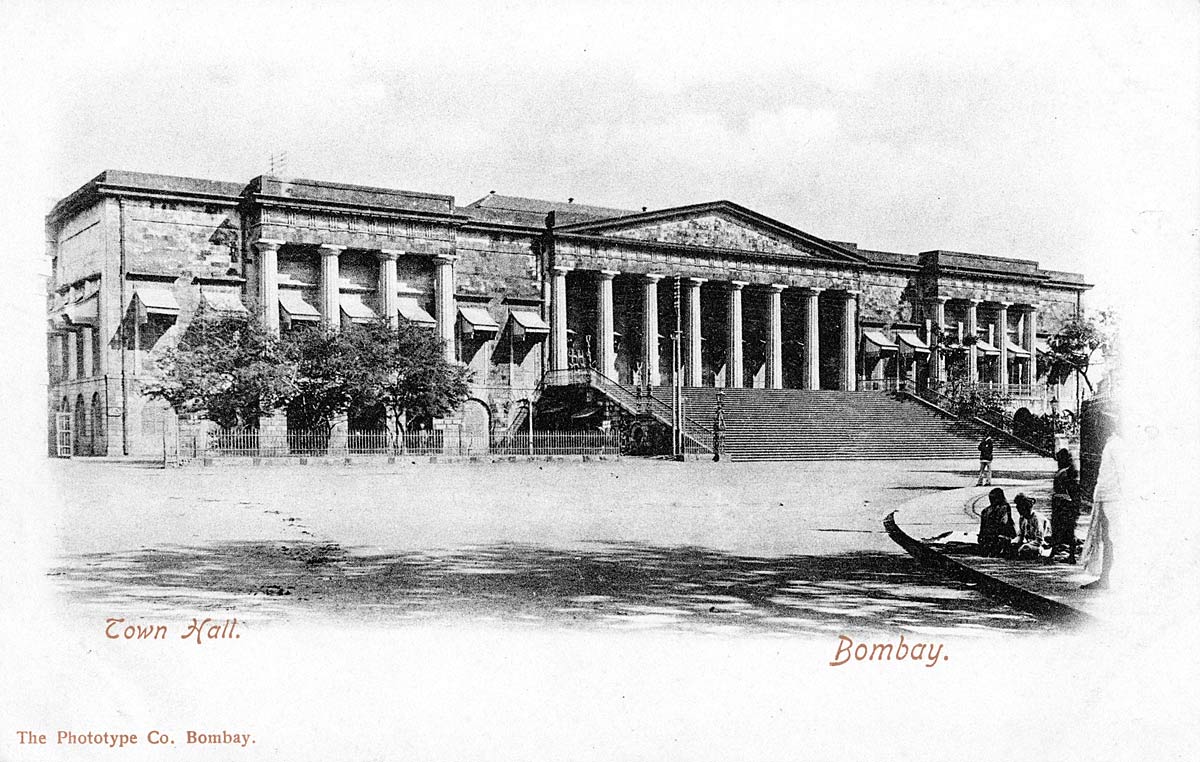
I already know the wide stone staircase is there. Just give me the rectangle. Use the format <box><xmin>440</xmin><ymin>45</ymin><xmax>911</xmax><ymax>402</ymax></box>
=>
<box><xmin>651</xmin><ymin>387</ymin><xmax>1044</xmax><ymax>461</ymax></box>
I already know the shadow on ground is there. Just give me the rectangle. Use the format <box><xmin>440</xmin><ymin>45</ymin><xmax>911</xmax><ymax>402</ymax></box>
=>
<box><xmin>52</xmin><ymin>541</ymin><xmax>1054</xmax><ymax>635</ymax></box>
<box><xmin>920</xmin><ymin>469</ymin><xmax>1054</xmax><ymax>482</ymax></box>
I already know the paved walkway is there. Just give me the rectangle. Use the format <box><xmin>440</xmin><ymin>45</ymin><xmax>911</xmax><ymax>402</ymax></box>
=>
<box><xmin>890</xmin><ymin>478</ymin><xmax>1112</xmax><ymax>620</ymax></box>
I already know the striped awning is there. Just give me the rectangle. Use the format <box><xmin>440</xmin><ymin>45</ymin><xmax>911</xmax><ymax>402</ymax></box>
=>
<box><xmin>974</xmin><ymin>339</ymin><xmax>1001</xmax><ymax>356</ymax></box>
<box><xmin>279</xmin><ymin>289</ymin><xmax>320</xmax><ymax>322</ymax></box>
<box><xmin>1006</xmin><ymin>341</ymin><xmax>1031</xmax><ymax>358</ymax></box>
<box><xmin>508</xmin><ymin>310</ymin><xmax>550</xmax><ymax>337</ymax></box>
<box><xmin>397</xmin><ymin>297</ymin><xmax>436</xmax><ymax>327</ymax></box>
<box><xmin>862</xmin><ymin>331</ymin><xmax>898</xmax><ymax>352</ymax></box>
<box><xmin>458</xmin><ymin>306</ymin><xmax>500</xmax><ymax>335</ymax></box>
<box><xmin>64</xmin><ymin>293</ymin><xmax>99</xmax><ymax>327</ymax></box>
<box><xmin>895</xmin><ymin>332</ymin><xmax>930</xmax><ymax>353</ymax></box>
<box><xmin>201</xmin><ymin>289</ymin><xmax>248</xmax><ymax>314</ymax></box>
<box><xmin>340</xmin><ymin>293</ymin><xmax>378</xmax><ymax>324</ymax></box>
<box><xmin>134</xmin><ymin>286</ymin><xmax>181</xmax><ymax>316</ymax></box>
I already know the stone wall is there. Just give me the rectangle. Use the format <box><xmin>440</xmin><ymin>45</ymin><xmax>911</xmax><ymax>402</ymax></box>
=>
<box><xmin>124</xmin><ymin>199</ymin><xmax>243</xmax><ymax>279</ymax></box>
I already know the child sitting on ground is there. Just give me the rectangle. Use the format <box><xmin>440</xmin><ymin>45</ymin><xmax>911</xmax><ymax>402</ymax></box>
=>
<box><xmin>1013</xmin><ymin>493</ymin><xmax>1049</xmax><ymax>560</ymax></box>
<box><xmin>977</xmin><ymin>487</ymin><xmax>1016</xmax><ymax>558</ymax></box>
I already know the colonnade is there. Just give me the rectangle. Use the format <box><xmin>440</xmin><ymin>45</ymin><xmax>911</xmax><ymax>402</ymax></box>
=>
<box><xmin>254</xmin><ymin>240</ymin><xmax>457</xmax><ymax>360</ymax></box>
<box><xmin>925</xmin><ymin>296</ymin><xmax>1039</xmax><ymax>392</ymax></box>
<box><xmin>550</xmin><ymin>267</ymin><xmax>860</xmax><ymax>390</ymax></box>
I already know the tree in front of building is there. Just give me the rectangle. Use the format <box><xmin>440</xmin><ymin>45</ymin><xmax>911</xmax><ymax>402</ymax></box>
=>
<box><xmin>145</xmin><ymin>308</ymin><xmax>297</xmax><ymax>428</ymax></box>
<box><xmin>280</xmin><ymin>320</ymin><xmax>472</xmax><ymax>442</ymax></box>
<box><xmin>1040</xmin><ymin>311</ymin><xmax>1116</xmax><ymax>394</ymax></box>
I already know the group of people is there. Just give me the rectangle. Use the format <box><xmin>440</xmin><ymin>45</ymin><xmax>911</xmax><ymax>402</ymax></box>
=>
<box><xmin>976</xmin><ymin>447</ymin><xmax>1084</xmax><ymax>564</ymax></box>
<box><xmin>974</xmin><ymin>431</ymin><xmax>1121</xmax><ymax>590</ymax></box>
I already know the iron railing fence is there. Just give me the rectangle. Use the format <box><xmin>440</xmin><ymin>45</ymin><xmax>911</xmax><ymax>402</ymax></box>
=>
<box><xmin>488</xmin><ymin>431</ymin><xmax>621</xmax><ymax>456</ymax></box>
<box><xmin>859</xmin><ymin>378</ymin><xmax>907</xmax><ymax>391</ymax></box>
<box><xmin>187</xmin><ymin>426</ymin><xmax>618</xmax><ymax>458</ymax></box>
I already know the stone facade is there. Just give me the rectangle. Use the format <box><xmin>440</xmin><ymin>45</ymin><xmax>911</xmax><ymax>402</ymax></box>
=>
<box><xmin>45</xmin><ymin>172</ymin><xmax>1091</xmax><ymax>456</ymax></box>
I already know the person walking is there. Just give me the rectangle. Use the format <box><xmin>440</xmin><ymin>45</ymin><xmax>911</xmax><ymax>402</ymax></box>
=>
<box><xmin>1049</xmin><ymin>447</ymin><xmax>1082</xmax><ymax>564</ymax></box>
<box><xmin>976</xmin><ymin>435</ymin><xmax>994</xmax><ymax>486</ymax></box>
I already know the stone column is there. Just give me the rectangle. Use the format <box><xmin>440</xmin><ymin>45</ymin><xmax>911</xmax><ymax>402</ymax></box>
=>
<box><xmin>595</xmin><ymin>269</ymin><xmax>618</xmax><ymax>378</ymax></box>
<box><xmin>842</xmin><ymin>291</ymin><xmax>859</xmax><ymax>391</ymax></box>
<box><xmin>255</xmin><ymin>239</ymin><xmax>283</xmax><ymax>335</ymax></box>
<box><xmin>801</xmin><ymin>287</ymin><xmax>822</xmax><ymax>390</ymax></box>
<box><xmin>997</xmin><ymin>302</ymin><xmax>1010</xmax><ymax>392</ymax></box>
<box><xmin>726</xmin><ymin>281</ymin><xmax>746</xmax><ymax>388</ymax></box>
<box><xmin>1024</xmin><ymin>305</ymin><xmax>1038</xmax><ymax>386</ymax></box>
<box><xmin>66</xmin><ymin>331</ymin><xmax>77</xmax><ymax>380</ymax></box>
<box><xmin>766</xmin><ymin>284</ymin><xmax>785</xmax><ymax>389</ymax></box>
<box><xmin>81</xmin><ymin>327</ymin><xmax>94</xmax><ymax>377</ymax></box>
<box><xmin>550</xmin><ymin>265</ymin><xmax>571</xmax><ymax>372</ymax></box>
<box><xmin>928</xmin><ymin>296</ymin><xmax>948</xmax><ymax>384</ymax></box>
<box><xmin>684</xmin><ymin>277</ymin><xmax>705</xmax><ymax>386</ymax></box>
<box><xmin>378</xmin><ymin>249</ymin><xmax>402</xmax><ymax>328</ymax></box>
<box><xmin>256</xmin><ymin>239</ymin><xmax>289</xmax><ymax>452</ymax></box>
<box><xmin>642</xmin><ymin>274</ymin><xmax>663</xmax><ymax>386</ymax></box>
<box><xmin>433</xmin><ymin>254</ymin><xmax>458</xmax><ymax>362</ymax></box>
<box><xmin>965</xmin><ymin>299</ymin><xmax>979</xmax><ymax>383</ymax></box>
<box><xmin>317</xmin><ymin>244</ymin><xmax>345</xmax><ymax>331</ymax></box>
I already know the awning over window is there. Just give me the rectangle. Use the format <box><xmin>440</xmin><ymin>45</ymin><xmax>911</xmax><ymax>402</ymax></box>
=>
<box><xmin>201</xmin><ymin>289</ymin><xmax>248</xmax><ymax>314</ymax></box>
<box><xmin>64</xmin><ymin>293</ymin><xmax>99</xmax><ymax>327</ymax></box>
<box><xmin>134</xmin><ymin>286</ymin><xmax>181</xmax><ymax>316</ymax></box>
<box><xmin>278</xmin><ymin>289</ymin><xmax>320</xmax><ymax>322</ymax></box>
<box><xmin>895</xmin><ymin>332</ymin><xmax>930</xmax><ymax>353</ymax></box>
<box><xmin>397</xmin><ymin>297</ymin><xmax>436</xmax><ymax>327</ymax></box>
<box><xmin>862</xmin><ymin>330</ymin><xmax>898</xmax><ymax>352</ymax></box>
<box><xmin>974</xmin><ymin>339</ymin><xmax>1001</xmax><ymax>356</ymax></box>
<box><xmin>340</xmin><ymin>293</ymin><xmax>378</xmax><ymax>324</ymax></box>
<box><xmin>459</xmin><ymin>306</ymin><xmax>501</xmax><ymax>336</ymax></box>
<box><xmin>1006</xmin><ymin>341</ymin><xmax>1031</xmax><ymax>358</ymax></box>
<box><xmin>507</xmin><ymin>310</ymin><xmax>550</xmax><ymax>338</ymax></box>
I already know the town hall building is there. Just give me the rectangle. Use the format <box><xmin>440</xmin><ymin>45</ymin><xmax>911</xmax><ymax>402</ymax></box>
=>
<box><xmin>46</xmin><ymin>170</ymin><xmax>1090</xmax><ymax>457</ymax></box>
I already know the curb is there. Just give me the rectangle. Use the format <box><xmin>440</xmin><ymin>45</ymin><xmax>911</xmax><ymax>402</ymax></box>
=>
<box><xmin>884</xmin><ymin>510</ymin><xmax>1093</xmax><ymax>626</ymax></box>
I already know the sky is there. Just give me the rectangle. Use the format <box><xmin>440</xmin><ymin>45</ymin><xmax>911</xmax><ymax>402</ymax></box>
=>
<box><xmin>7</xmin><ymin>0</ymin><xmax>1200</xmax><ymax>310</ymax></box>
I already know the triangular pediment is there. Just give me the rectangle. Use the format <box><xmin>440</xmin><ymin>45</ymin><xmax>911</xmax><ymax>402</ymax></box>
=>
<box><xmin>556</xmin><ymin>201</ymin><xmax>865</xmax><ymax>263</ymax></box>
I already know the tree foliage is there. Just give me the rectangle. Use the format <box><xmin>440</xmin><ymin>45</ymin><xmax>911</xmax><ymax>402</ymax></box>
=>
<box><xmin>147</xmin><ymin>310</ymin><xmax>471</xmax><ymax>435</ymax></box>
<box><xmin>1040</xmin><ymin>312</ymin><xmax>1116</xmax><ymax>392</ymax></box>
<box><xmin>144</xmin><ymin>308</ymin><xmax>296</xmax><ymax>428</ymax></box>
<box><xmin>280</xmin><ymin>320</ymin><xmax>472</xmax><ymax>433</ymax></box>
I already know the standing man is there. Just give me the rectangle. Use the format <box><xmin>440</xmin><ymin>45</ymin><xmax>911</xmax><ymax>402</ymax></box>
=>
<box><xmin>977</xmin><ymin>435</ymin><xmax>994</xmax><ymax>486</ymax></box>
<box><xmin>712</xmin><ymin>391</ymin><xmax>727</xmax><ymax>462</ymax></box>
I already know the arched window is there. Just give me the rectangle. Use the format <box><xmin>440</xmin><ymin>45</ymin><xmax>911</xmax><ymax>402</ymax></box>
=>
<box><xmin>74</xmin><ymin>393</ymin><xmax>88</xmax><ymax>456</ymax></box>
<box><xmin>91</xmin><ymin>392</ymin><xmax>106</xmax><ymax>456</ymax></box>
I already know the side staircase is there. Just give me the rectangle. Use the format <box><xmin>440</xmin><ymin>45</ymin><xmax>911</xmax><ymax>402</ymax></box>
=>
<box><xmin>651</xmin><ymin>387</ymin><xmax>1044</xmax><ymax>461</ymax></box>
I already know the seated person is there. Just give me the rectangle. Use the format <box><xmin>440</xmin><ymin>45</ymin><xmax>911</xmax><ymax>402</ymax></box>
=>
<box><xmin>978</xmin><ymin>487</ymin><xmax>1016</xmax><ymax>557</ymax></box>
<box><xmin>1013</xmin><ymin>493</ymin><xmax>1047</xmax><ymax>560</ymax></box>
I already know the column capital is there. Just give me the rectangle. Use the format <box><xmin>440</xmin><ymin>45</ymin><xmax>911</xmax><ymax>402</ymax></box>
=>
<box><xmin>684</xmin><ymin>276</ymin><xmax>708</xmax><ymax>285</ymax></box>
<box><xmin>842</xmin><ymin>289</ymin><xmax>861</xmax><ymax>297</ymax></box>
<box><xmin>317</xmin><ymin>243</ymin><xmax>346</xmax><ymax>255</ymax></box>
<box><xmin>996</xmin><ymin>300</ymin><xmax>1013</xmax><ymax>308</ymax></box>
<box><xmin>798</xmin><ymin>286</ymin><xmax>824</xmax><ymax>296</ymax></box>
<box><xmin>728</xmin><ymin>280</ymin><xmax>748</xmax><ymax>290</ymax></box>
<box><xmin>597</xmin><ymin>269</ymin><xmax>620</xmax><ymax>279</ymax></box>
<box><xmin>432</xmin><ymin>254</ymin><xmax>459</xmax><ymax>265</ymax></box>
<box><xmin>926</xmin><ymin>295</ymin><xmax>949</xmax><ymax>304</ymax></box>
<box><xmin>254</xmin><ymin>239</ymin><xmax>285</xmax><ymax>252</ymax></box>
<box><xmin>550</xmin><ymin>264</ymin><xmax>573</xmax><ymax>275</ymax></box>
<box><xmin>964</xmin><ymin>297</ymin><xmax>980</xmax><ymax>306</ymax></box>
<box><xmin>378</xmin><ymin>249</ymin><xmax>404</xmax><ymax>261</ymax></box>
<box><xmin>767</xmin><ymin>283</ymin><xmax>787</xmax><ymax>292</ymax></box>
<box><xmin>642</xmin><ymin>272</ymin><xmax>665</xmax><ymax>283</ymax></box>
